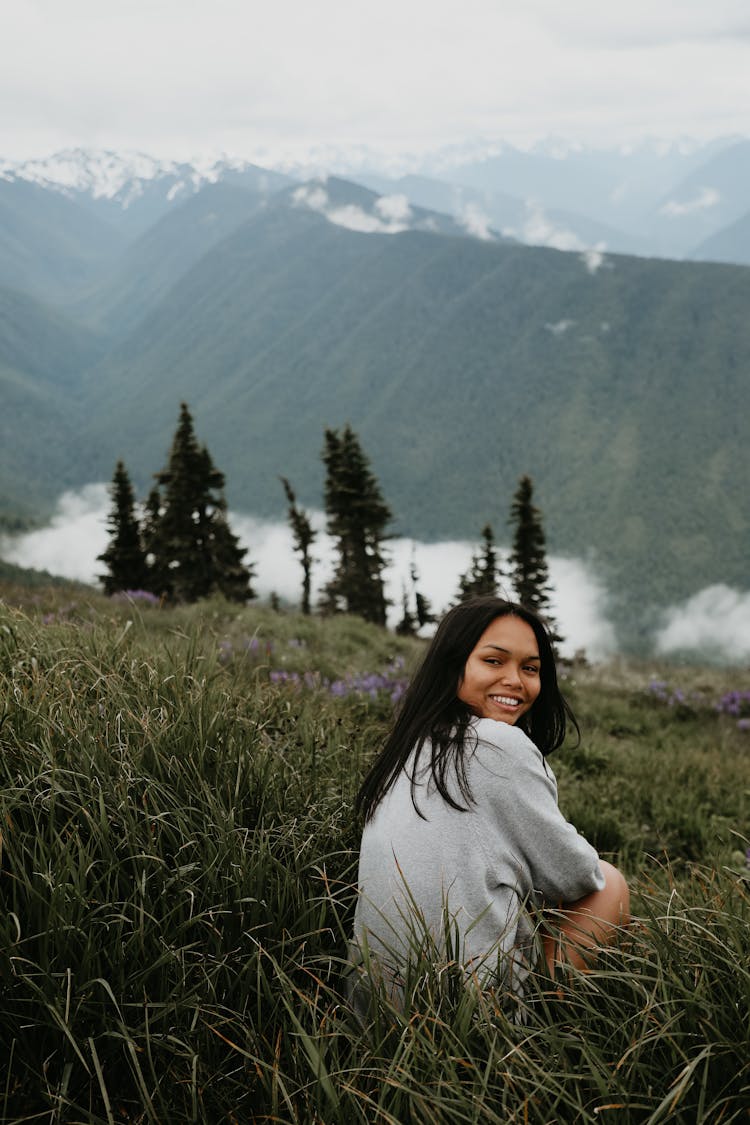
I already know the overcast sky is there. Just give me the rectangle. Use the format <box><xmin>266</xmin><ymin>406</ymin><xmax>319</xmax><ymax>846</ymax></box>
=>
<box><xmin>2</xmin><ymin>0</ymin><xmax>749</xmax><ymax>163</ymax></box>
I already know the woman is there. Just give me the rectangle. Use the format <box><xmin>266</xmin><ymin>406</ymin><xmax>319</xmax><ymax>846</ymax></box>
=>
<box><xmin>351</xmin><ymin>596</ymin><xmax>629</xmax><ymax>1004</ymax></box>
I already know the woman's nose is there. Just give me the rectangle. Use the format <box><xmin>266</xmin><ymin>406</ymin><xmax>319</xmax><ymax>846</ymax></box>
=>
<box><xmin>501</xmin><ymin>663</ymin><xmax>522</xmax><ymax>685</ymax></box>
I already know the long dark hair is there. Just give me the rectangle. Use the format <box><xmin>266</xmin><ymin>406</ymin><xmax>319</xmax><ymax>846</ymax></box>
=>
<box><xmin>356</xmin><ymin>596</ymin><xmax>578</xmax><ymax>822</ymax></box>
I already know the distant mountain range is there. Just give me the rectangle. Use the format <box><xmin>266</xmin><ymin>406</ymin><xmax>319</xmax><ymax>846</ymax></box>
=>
<box><xmin>1</xmin><ymin>144</ymin><xmax>749</xmax><ymax>649</ymax></box>
<box><xmin>3</xmin><ymin>137</ymin><xmax>750</xmax><ymax>265</ymax></box>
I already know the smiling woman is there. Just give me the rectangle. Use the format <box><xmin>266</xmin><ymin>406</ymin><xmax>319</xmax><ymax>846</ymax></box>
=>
<box><xmin>349</xmin><ymin>596</ymin><xmax>630</xmax><ymax>1015</ymax></box>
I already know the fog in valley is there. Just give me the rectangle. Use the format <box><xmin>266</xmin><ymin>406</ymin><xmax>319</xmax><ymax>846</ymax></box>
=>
<box><xmin>2</xmin><ymin>484</ymin><xmax>748</xmax><ymax>664</ymax></box>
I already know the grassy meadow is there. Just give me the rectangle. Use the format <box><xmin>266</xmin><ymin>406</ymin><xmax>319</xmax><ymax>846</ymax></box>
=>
<box><xmin>0</xmin><ymin>584</ymin><xmax>749</xmax><ymax>1123</ymax></box>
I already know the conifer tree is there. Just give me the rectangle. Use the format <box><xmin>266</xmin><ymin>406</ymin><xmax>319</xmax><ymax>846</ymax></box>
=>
<box><xmin>395</xmin><ymin>584</ymin><xmax>417</xmax><ymax>636</ymax></box>
<box><xmin>141</xmin><ymin>485</ymin><xmax>171</xmax><ymax>599</ymax></box>
<box><xmin>508</xmin><ymin>475</ymin><xmax>562</xmax><ymax>643</ymax></box>
<box><xmin>98</xmin><ymin>461</ymin><xmax>148</xmax><ymax>595</ymax></box>
<box><xmin>411</xmin><ymin>555</ymin><xmax>435</xmax><ymax>629</ymax></box>
<box><xmin>280</xmin><ymin>476</ymin><xmax>316</xmax><ymax>615</ymax></box>
<box><xmin>457</xmin><ymin>523</ymin><xmax>499</xmax><ymax>601</ymax></box>
<box><xmin>397</xmin><ymin>554</ymin><xmax>434</xmax><ymax>634</ymax></box>
<box><xmin>321</xmin><ymin>425</ymin><xmax>391</xmax><ymax>625</ymax></box>
<box><xmin>151</xmin><ymin>403</ymin><xmax>254</xmax><ymax>603</ymax></box>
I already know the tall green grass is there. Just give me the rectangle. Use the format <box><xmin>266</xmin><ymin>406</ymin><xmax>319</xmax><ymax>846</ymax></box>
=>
<box><xmin>0</xmin><ymin>594</ymin><xmax>749</xmax><ymax>1122</ymax></box>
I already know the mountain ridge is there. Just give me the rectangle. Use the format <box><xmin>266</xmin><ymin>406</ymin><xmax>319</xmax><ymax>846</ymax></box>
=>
<box><xmin>1</xmin><ymin>162</ymin><xmax>748</xmax><ymax>649</ymax></box>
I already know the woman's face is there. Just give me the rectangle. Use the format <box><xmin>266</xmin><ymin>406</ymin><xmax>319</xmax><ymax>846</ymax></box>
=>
<box><xmin>457</xmin><ymin>614</ymin><xmax>542</xmax><ymax>724</ymax></box>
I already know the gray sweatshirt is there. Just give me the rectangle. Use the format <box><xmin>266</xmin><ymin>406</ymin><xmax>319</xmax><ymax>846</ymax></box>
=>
<box><xmin>352</xmin><ymin>717</ymin><xmax>604</xmax><ymax>992</ymax></box>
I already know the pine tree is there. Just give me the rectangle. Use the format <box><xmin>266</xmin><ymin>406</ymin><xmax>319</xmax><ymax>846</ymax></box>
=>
<box><xmin>397</xmin><ymin>553</ymin><xmax>434</xmax><ymax>634</ymax></box>
<box><xmin>457</xmin><ymin>523</ymin><xmax>499</xmax><ymax>601</ymax></box>
<box><xmin>141</xmin><ymin>485</ymin><xmax>172</xmax><ymax>599</ymax></box>
<box><xmin>508</xmin><ymin>475</ymin><xmax>562</xmax><ymax>643</ymax></box>
<box><xmin>321</xmin><ymin>425</ymin><xmax>391</xmax><ymax>625</ymax></box>
<box><xmin>411</xmin><ymin>555</ymin><xmax>435</xmax><ymax>629</ymax></box>
<box><xmin>97</xmin><ymin>461</ymin><xmax>148</xmax><ymax>595</ymax></box>
<box><xmin>280</xmin><ymin>476</ymin><xmax>316</xmax><ymax>615</ymax></box>
<box><xmin>151</xmin><ymin>403</ymin><xmax>255</xmax><ymax>603</ymax></box>
<box><xmin>395</xmin><ymin>584</ymin><xmax>417</xmax><ymax>635</ymax></box>
<box><xmin>210</xmin><ymin>509</ymin><xmax>256</xmax><ymax>603</ymax></box>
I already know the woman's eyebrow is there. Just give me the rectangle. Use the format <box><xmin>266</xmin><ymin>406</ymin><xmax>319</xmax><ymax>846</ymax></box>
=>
<box><xmin>482</xmin><ymin>644</ymin><xmax>540</xmax><ymax>661</ymax></box>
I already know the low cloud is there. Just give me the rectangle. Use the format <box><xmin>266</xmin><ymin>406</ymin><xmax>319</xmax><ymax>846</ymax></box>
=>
<box><xmin>292</xmin><ymin>181</ymin><xmax>411</xmax><ymax>234</ymax></box>
<box><xmin>506</xmin><ymin>201</ymin><xmax>607</xmax><ymax>272</ymax></box>
<box><xmin>458</xmin><ymin>202</ymin><xmax>494</xmax><ymax>241</ymax></box>
<box><xmin>375</xmin><ymin>193</ymin><xmax>412</xmax><ymax>223</ymax></box>
<box><xmin>0</xmin><ymin>486</ymin><xmax>619</xmax><ymax>661</ymax></box>
<box><xmin>544</xmin><ymin>319</ymin><xmax>575</xmax><ymax>336</ymax></box>
<box><xmin>0</xmin><ymin>483</ymin><xmax>110</xmax><ymax>583</ymax></box>
<box><xmin>581</xmin><ymin>245</ymin><xmax>606</xmax><ymax>273</ymax></box>
<box><xmin>655</xmin><ymin>584</ymin><xmax>750</xmax><ymax>661</ymax></box>
<box><xmin>520</xmin><ymin>201</ymin><xmax>582</xmax><ymax>252</ymax></box>
<box><xmin>660</xmin><ymin>187</ymin><xmax>720</xmax><ymax>217</ymax></box>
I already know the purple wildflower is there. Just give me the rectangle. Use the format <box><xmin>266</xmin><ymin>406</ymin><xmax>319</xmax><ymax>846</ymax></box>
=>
<box><xmin>112</xmin><ymin>589</ymin><xmax>160</xmax><ymax>605</ymax></box>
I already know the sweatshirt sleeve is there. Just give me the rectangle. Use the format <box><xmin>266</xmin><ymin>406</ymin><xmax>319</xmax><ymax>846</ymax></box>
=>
<box><xmin>469</xmin><ymin>719</ymin><xmax>605</xmax><ymax>904</ymax></box>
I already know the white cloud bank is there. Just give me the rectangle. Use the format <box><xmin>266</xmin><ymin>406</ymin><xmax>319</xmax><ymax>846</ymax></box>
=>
<box><xmin>655</xmin><ymin>584</ymin><xmax>750</xmax><ymax>660</ymax></box>
<box><xmin>504</xmin><ymin>201</ymin><xmax>607</xmax><ymax>273</ymax></box>
<box><xmin>0</xmin><ymin>486</ymin><xmax>619</xmax><ymax>660</ymax></box>
<box><xmin>660</xmin><ymin>187</ymin><xmax>721</xmax><ymax>216</ymax></box>
<box><xmin>2</xmin><ymin>1</ymin><xmax>749</xmax><ymax>162</ymax></box>
<box><xmin>458</xmin><ymin>202</ymin><xmax>494</xmax><ymax>241</ymax></box>
<box><xmin>292</xmin><ymin>182</ymin><xmax>413</xmax><ymax>234</ymax></box>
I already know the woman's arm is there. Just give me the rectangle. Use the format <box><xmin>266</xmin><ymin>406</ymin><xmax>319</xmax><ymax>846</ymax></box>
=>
<box><xmin>470</xmin><ymin>718</ymin><xmax>605</xmax><ymax>905</ymax></box>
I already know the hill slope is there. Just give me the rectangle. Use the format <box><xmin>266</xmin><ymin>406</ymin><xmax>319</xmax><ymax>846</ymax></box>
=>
<box><xmin>0</xmin><ymin>286</ymin><xmax>105</xmax><ymax>511</ymax></box>
<box><xmin>62</xmin><ymin>190</ymin><xmax>750</xmax><ymax>635</ymax></box>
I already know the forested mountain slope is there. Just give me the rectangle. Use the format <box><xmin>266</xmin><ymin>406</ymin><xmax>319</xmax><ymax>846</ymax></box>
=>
<box><xmin>69</xmin><ymin>190</ymin><xmax>750</xmax><ymax>628</ymax></box>
<box><xmin>2</xmin><ymin>174</ymin><xmax>748</xmax><ymax>643</ymax></box>
<box><xmin>0</xmin><ymin>286</ymin><xmax>105</xmax><ymax>514</ymax></box>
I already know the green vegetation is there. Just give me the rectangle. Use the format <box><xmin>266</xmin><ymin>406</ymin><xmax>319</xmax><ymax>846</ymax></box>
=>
<box><xmin>321</xmin><ymin>425</ymin><xmax>391</xmax><ymax>625</ymax></box>
<box><xmin>2</xmin><ymin>183</ymin><xmax>750</xmax><ymax>649</ymax></box>
<box><xmin>281</xmin><ymin>475</ymin><xmax>316</xmax><ymax>615</ymax></box>
<box><xmin>1</xmin><ymin>587</ymin><xmax>748</xmax><ymax>1121</ymax></box>
<box><xmin>457</xmin><ymin>523</ymin><xmax>499</xmax><ymax>600</ymax></box>
<box><xmin>509</xmin><ymin>474</ymin><xmax>562</xmax><ymax>646</ymax></box>
<box><xmin>101</xmin><ymin>404</ymin><xmax>255</xmax><ymax>604</ymax></box>
<box><xmin>97</xmin><ymin>461</ymin><xmax>149</xmax><ymax>595</ymax></box>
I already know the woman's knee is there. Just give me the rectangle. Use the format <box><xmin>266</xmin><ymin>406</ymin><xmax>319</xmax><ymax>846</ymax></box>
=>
<box><xmin>595</xmin><ymin>861</ymin><xmax>630</xmax><ymax>926</ymax></box>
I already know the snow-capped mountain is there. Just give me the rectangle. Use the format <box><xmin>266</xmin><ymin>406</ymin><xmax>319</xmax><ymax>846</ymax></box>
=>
<box><xmin>0</xmin><ymin>148</ymin><xmax>287</xmax><ymax>209</ymax></box>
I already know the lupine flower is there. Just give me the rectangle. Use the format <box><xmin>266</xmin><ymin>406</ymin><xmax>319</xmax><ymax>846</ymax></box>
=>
<box><xmin>716</xmin><ymin>690</ymin><xmax>750</xmax><ymax>718</ymax></box>
<box><xmin>268</xmin><ymin>664</ymin><xmax>409</xmax><ymax>702</ymax></box>
<box><xmin>112</xmin><ymin>589</ymin><xmax>160</xmax><ymax>605</ymax></box>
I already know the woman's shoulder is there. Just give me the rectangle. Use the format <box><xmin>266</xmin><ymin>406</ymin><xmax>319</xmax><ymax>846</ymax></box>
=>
<box><xmin>470</xmin><ymin>717</ymin><xmax>539</xmax><ymax>754</ymax></box>
<box><xmin>468</xmin><ymin>717</ymin><xmax>551</xmax><ymax>777</ymax></box>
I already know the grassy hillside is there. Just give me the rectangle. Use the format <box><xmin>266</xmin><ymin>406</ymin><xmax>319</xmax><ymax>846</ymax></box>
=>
<box><xmin>0</xmin><ymin>592</ymin><xmax>748</xmax><ymax>1120</ymax></box>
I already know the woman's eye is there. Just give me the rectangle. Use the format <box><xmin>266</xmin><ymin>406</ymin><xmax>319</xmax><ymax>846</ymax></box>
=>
<box><xmin>523</xmin><ymin>666</ymin><xmax>540</xmax><ymax>675</ymax></box>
